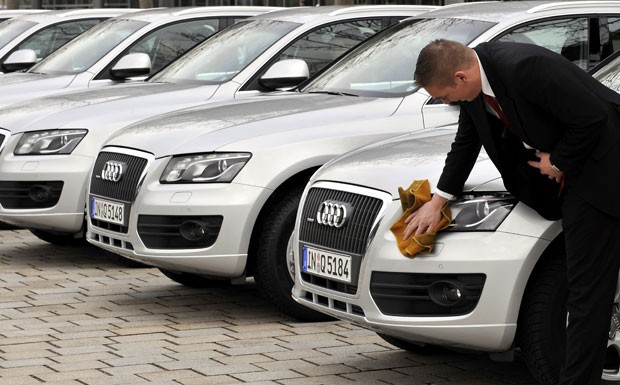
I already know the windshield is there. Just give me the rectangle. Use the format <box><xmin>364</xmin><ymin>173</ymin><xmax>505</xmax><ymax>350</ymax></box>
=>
<box><xmin>151</xmin><ymin>19</ymin><xmax>299</xmax><ymax>85</ymax></box>
<box><xmin>29</xmin><ymin>18</ymin><xmax>147</xmax><ymax>75</ymax></box>
<box><xmin>0</xmin><ymin>19</ymin><xmax>36</xmax><ymax>49</ymax></box>
<box><xmin>595</xmin><ymin>54</ymin><xmax>620</xmax><ymax>93</ymax></box>
<box><xmin>303</xmin><ymin>18</ymin><xmax>495</xmax><ymax>98</ymax></box>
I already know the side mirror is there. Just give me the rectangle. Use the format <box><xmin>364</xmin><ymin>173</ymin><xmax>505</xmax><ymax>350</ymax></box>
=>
<box><xmin>259</xmin><ymin>59</ymin><xmax>309</xmax><ymax>90</ymax></box>
<box><xmin>2</xmin><ymin>49</ymin><xmax>37</xmax><ymax>73</ymax></box>
<box><xmin>110</xmin><ymin>53</ymin><xmax>151</xmax><ymax>80</ymax></box>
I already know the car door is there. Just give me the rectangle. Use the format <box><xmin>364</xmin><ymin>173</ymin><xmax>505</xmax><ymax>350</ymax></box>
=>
<box><xmin>89</xmin><ymin>17</ymin><xmax>239</xmax><ymax>87</ymax></box>
<box><xmin>0</xmin><ymin>18</ymin><xmax>104</xmax><ymax>65</ymax></box>
<box><xmin>239</xmin><ymin>17</ymin><xmax>396</xmax><ymax>94</ymax></box>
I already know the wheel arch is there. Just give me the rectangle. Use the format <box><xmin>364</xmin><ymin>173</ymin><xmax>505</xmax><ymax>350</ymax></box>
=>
<box><xmin>245</xmin><ymin>166</ymin><xmax>320</xmax><ymax>277</ymax></box>
<box><xmin>515</xmin><ymin>232</ymin><xmax>566</xmax><ymax>341</ymax></box>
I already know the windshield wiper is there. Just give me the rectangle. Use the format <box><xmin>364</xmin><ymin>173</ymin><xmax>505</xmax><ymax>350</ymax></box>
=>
<box><xmin>307</xmin><ymin>90</ymin><xmax>359</xmax><ymax>97</ymax></box>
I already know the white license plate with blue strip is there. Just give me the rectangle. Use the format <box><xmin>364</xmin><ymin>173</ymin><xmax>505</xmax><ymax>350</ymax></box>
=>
<box><xmin>302</xmin><ymin>245</ymin><xmax>351</xmax><ymax>283</ymax></box>
<box><xmin>90</xmin><ymin>196</ymin><xmax>126</xmax><ymax>226</ymax></box>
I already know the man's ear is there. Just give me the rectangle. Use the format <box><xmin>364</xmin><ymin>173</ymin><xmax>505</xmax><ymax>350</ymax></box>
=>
<box><xmin>454</xmin><ymin>70</ymin><xmax>467</xmax><ymax>83</ymax></box>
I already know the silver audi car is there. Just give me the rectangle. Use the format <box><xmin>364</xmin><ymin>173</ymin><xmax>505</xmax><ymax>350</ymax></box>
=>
<box><xmin>290</xmin><ymin>29</ymin><xmax>620</xmax><ymax>385</ymax></box>
<box><xmin>83</xmin><ymin>1</ymin><xmax>620</xmax><ymax>322</ymax></box>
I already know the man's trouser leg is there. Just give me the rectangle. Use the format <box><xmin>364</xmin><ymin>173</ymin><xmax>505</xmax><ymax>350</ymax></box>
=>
<box><xmin>559</xmin><ymin>189</ymin><xmax>620</xmax><ymax>385</ymax></box>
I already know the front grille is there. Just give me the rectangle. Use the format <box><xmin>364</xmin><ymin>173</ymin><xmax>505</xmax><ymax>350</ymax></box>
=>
<box><xmin>299</xmin><ymin>187</ymin><xmax>382</xmax><ymax>255</ymax></box>
<box><xmin>137</xmin><ymin>215</ymin><xmax>223</xmax><ymax>249</ymax></box>
<box><xmin>91</xmin><ymin>218</ymin><xmax>128</xmax><ymax>234</ymax></box>
<box><xmin>301</xmin><ymin>290</ymin><xmax>365</xmax><ymax>317</ymax></box>
<box><xmin>370</xmin><ymin>272</ymin><xmax>486</xmax><ymax>316</ymax></box>
<box><xmin>89</xmin><ymin>151</ymin><xmax>148</xmax><ymax>202</ymax></box>
<box><xmin>299</xmin><ymin>187</ymin><xmax>383</xmax><ymax>294</ymax></box>
<box><xmin>0</xmin><ymin>181</ymin><xmax>63</xmax><ymax>209</ymax></box>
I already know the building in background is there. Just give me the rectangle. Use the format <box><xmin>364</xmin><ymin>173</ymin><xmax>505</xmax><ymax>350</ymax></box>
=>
<box><xmin>3</xmin><ymin>0</ymin><xmax>447</xmax><ymax>11</ymax></box>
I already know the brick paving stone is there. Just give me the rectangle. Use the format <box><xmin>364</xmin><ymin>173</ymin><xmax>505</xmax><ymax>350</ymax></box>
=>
<box><xmin>216</xmin><ymin>353</ymin><xmax>275</xmax><ymax>365</ymax></box>
<box><xmin>81</xmin><ymin>374</ymin><xmax>151</xmax><ymax>385</ymax></box>
<box><xmin>0</xmin><ymin>365</ymin><xmax>55</xmax><ymax>378</ymax></box>
<box><xmin>343</xmin><ymin>368</ymin><xmax>421</xmax><ymax>384</ymax></box>
<box><xmin>293</xmin><ymin>363</ymin><xmax>357</xmax><ymax>377</ymax></box>
<box><xmin>138</xmin><ymin>369</ymin><xmax>204</xmax><ymax>382</ymax></box>
<box><xmin>0</xmin><ymin>375</ymin><xmax>56</xmax><ymax>385</ymax></box>
<box><xmin>233</xmin><ymin>368</ymin><xmax>303</xmax><ymax>382</ymax></box>
<box><xmin>193</xmin><ymin>362</ymin><xmax>264</xmax><ymax>376</ymax></box>
<box><xmin>182</xmin><ymin>375</ymin><xmax>244</xmax><ymax>385</ymax></box>
<box><xmin>254</xmin><ymin>358</ymin><xmax>317</xmax><ymax>372</ymax></box>
<box><xmin>34</xmin><ymin>368</ymin><xmax>109</xmax><ymax>382</ymax></box>
<box><xmin>279</xmin><ymin>375</ymin><xmax>358</xmax><ymax>385</ymax></box>
<box><xmin>264</xmin><ymin>348</ymin><xmax>331</xmax><ymax>361</ymax></box>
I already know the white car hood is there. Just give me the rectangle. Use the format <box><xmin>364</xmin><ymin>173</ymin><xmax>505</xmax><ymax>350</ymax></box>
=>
<box><xmin>105</xmin><ymin>93</ymin><xmax>401</xmax><ymax>157</ymax></box>
<box><xmin>0</xmin><ymin>82</ymin><xmax>212</xmax><ymax>132</ymax></box>
<box><xmin>312</xmin><ymin>128</ymin><xmax>505</xmax><ymax>199</ymax></box>
<box><xmin>0</xmin><ymin>73</ymin><xmax>78</xmax><ymax>107</ymax></box>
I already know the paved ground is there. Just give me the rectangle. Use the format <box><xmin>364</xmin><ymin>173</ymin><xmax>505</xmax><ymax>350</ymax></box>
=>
<box><xmin>0</xmin><ymin>229</ymin><xmax>537</xmax><ymax>385</ymax></box>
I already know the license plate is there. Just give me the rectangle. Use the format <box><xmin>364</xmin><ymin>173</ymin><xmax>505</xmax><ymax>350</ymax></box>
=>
<box><xmin>302</xmin><ymin>245</ymin><xmax>351</xmax><ymax>283</ymax></box>
<box><xmin>90</xmin><ymin>196</ymin><xmax>126</xmax><ymax>226</ymax></box>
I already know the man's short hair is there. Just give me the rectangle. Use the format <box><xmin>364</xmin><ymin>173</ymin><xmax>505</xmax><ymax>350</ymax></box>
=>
<box><xmin>414</xmin><ymin>39</ymin><xmax>472</xmax><ymax>88</ymax></box>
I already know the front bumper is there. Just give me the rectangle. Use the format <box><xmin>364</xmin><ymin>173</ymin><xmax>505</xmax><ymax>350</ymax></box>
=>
<box><xmin>293</xmin><ymin>200</ymin><xmax>554</xmax><ymax>352</ymax></box>
<box><xmin>86</xmin><ymin>155</ymin><xmax>272</xmax><ymax>278</ymax></box>
<box><xmin>0</xmin><ymin>143</ymin><xmax>93</xmax><ymax>233</ymax></box>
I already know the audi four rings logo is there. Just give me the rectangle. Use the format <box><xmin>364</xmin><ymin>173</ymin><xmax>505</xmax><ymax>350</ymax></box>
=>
<box><xmin>316</xmin><ymin>201</ymin><xmax>350</xmax><ymax>228</ymax></box>
<box><xmin>100</xmin><ymin>161</ymin><xmax>126</xmax><ymax>183</ymax></box>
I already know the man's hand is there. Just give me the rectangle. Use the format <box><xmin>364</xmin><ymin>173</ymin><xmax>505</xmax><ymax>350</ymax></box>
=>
<box><xmin>527</xmin><ymin>151</ymin><xmax>564</xmax><ymax>183</ymax></box>
<box><xmin>403</xmin><ymin>194</ymin><xmax>448</xmax><ymax>238</ymax></box>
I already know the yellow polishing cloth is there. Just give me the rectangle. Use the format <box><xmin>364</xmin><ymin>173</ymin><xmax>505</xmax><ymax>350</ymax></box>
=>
<box><xmin>389</xmin><ymin>179</ymin><xmax>452</xmax><ymax>258</ymax></box>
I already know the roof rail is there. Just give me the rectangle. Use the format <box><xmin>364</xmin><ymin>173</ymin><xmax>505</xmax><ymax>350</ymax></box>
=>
<box><xmin>173</xmin><ymin>6</ymin><xmax>278</xmax><ymax>16</ymax></box>
<box><xmin>332</xmin><ymin>4</ymin><xmax>439</xmax><ymax>16</ymax></box>
<box><xmin>439</xmin><ymin>1</ymin><xmax>500</xmax><ymax>10</ymax></box>
<box><xmin>527</xmin><ymin>1</ymin><xmax>620</xmax><ymax>14</ymax></box>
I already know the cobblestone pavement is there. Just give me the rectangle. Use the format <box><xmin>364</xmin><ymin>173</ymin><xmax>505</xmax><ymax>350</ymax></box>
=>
<box><xmin>0</xmin><ymin>229</ymin><xmax>537</xmax><ymax>385</ymax></box>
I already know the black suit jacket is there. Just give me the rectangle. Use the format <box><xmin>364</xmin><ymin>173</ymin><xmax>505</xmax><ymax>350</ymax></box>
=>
<box><xmin>437</xmin><ymin>42</ymin><xmax>620</xmax><ymax>220</ymax></box>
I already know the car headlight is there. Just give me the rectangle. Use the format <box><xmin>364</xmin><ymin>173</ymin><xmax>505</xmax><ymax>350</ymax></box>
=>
<box><xmin>14</xmin><ymin>129</ymin><xmax>87</xmax><ymax>155</ymax></box>
<box><xmin>160</xmin><ymin>152</ymin><xmax>251</xmax><ymax>183</ymax></box>
<box><xmin>445</xmin><ymin>192</ymin><xmax>517</xmax><ymax>232</ymax></box>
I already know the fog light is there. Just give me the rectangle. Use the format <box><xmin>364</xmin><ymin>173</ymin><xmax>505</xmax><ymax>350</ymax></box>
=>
<box><xmin>28</xmin><ymin>185</ymin><xmax>52</xmax><ymax>203</ymax></box>
<box><xmin>428</xmin><ymin>280</ymin><xmax>464</xmax><ymax>306</ymax></box>
<box><xmin>179</xmin><ymin>221</ymin><xmax>207</xmax><ymax>241</ymax></box>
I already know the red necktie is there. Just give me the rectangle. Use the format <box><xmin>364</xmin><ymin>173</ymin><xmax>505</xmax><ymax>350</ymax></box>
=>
<box><xmin>483</xmin><ymin>94</ymin><xmax>514</xmax><ymax>135</ymax></box>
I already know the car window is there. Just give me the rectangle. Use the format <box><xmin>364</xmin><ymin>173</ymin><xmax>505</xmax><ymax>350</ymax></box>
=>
<box><xmin>594</xmin><ymin>53</ymin><xmax>620</xmax><ymax>92</ymax></box>
<box><xmin>303</xmin><ymin>17</ymin><xmax>494</xmax><ymax>98</ymax></box>
<box><xmin>497</xmin><ymin>17</ymin><xmax>590</xmax><ymax>71</ymax></box>
<box><xmin>607</xmin><ymin>18</ymin><xmax>620</xmax><ymax>52</ymax></box>
<box><xmin>276</xmin><ymin>19</ymin><xmax>383</xmax><ymax>77</ymax></box>
<box><xmin>152</xmin><ymin>19</ymin><xmax>300</xmax><ymax>85</ymax></box>
<box><xmin>29</xmin><ymin>18</ymin><xmax>148</xmax><ymax>75</ymax></box>
<box><xmin>104</xmin><ymin>18</ymin><xmax>221</xmax><ymax>77</ymax></box>
<box><xmin>9</xmin><ymin>19</ymin><xmax>102</xmax><ymax>63</ymax></box>
<box><xmin>0</xmin><ymin>19</ymin><xmax>36</xmax><ymax>49</ymax></box>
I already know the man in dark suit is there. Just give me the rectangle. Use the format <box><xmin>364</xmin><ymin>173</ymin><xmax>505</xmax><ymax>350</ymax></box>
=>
<box><xmin>405</xmin><ymin>39</ymin><xmax>620</xmax><ymax>385</ymax></box>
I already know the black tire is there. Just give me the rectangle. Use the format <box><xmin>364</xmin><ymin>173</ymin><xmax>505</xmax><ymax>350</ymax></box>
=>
<box><xmin>377</xmin><ymin>333</ymin><xmax>448</xmax><ymax>354</ymax></box>
<box><xmin>518</xmin><ymin>242</ymin><xmax>620</xmax><ymax>385</ymax></box>
<box><xmin>517</xmin><ymin>248</ymin><xmax>567</xmax><ymax>385</ymax></box>
<box><xmin>158</xmin><ymin>268</ymin><xmax>231</xmax><ymax>288</ymax></box>
<box><xmin>29</xmin><ymin>229</ymin><xmax>86</xmax><ymax>246</ymax></box>
<box><xmin>252</xmin><ymin>186</ymin><xmax>332</xmax><ymax>322</ymax></box>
